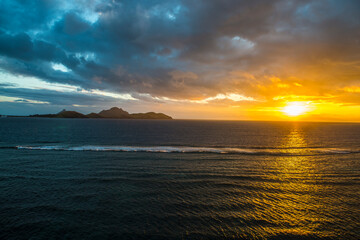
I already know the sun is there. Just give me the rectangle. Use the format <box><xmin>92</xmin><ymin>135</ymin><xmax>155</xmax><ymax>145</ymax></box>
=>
<box><xmin>282</xmin><ymin>102</ymin><xmax>308</xmax><ymax>117</ymax></box>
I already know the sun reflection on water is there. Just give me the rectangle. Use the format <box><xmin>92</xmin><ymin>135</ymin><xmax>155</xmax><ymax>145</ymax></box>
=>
<box><xmin>243</xmin><ymin>124</ymin><xmax>337</xmax><ymax>238</ymax></box>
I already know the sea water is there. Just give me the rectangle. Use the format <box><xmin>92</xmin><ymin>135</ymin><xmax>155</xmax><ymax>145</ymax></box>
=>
<box><xmin>0</xmin><ymin>118</ymin><xmax>359</xmax><ymax>239</ymax></box>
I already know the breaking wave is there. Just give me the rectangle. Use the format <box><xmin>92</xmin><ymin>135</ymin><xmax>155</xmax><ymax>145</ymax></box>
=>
<box><xmin>15</xmin><ymin>145</ymin><xmax>360</xmax><ymax>156</ymax></box>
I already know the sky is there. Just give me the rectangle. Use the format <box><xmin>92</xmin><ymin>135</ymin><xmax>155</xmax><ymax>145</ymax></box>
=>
<box><xmin>0</xmin><ymin>0</ymin><xmax>359</xmax><ymax>121</ymax></box>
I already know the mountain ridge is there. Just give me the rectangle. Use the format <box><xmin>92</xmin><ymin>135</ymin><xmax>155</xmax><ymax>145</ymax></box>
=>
<box><xmin>28</xmin><ymin>107</ymin><xmax>172</xmax><ymax>119</ymax></box>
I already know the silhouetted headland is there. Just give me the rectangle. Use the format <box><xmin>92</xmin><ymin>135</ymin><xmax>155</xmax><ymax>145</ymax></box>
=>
<box><xmin>26</xmin><ymin>107</ymin><xmax>172</xmax><ymax>119</ymax></box>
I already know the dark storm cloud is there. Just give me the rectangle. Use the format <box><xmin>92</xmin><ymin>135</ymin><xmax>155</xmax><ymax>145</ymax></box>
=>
<box><xmin>0</xmin><ymin>0</ymin><xmax>359</xmax><ymax>102</ymax></box>
<box><xmin>0</xmin><ymin>82</ymin><xmax>15</xmax><ymax>87</ymax></box>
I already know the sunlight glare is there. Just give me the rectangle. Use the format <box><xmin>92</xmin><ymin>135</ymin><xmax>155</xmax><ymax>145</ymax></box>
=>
<box><xmin>282</xmin><ymin>102</ymin><xmax>308</xmax><ymax>117</ymax></box>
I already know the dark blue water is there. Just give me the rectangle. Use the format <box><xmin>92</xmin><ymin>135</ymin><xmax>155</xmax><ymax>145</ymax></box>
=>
<box><xmin>0</xmin><ymin>118</ymin><xmax>359</xmax><ymax>239</ymax></box>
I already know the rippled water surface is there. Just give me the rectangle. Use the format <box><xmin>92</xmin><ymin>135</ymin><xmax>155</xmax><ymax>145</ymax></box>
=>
<box><xmin>0</xmin><ymin>118</ymin><xmax>359</xmax><ymax>239</ymax></box>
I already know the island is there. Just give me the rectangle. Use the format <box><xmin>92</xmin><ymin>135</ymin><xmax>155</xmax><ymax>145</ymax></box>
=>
<box><xmin>26</xmin><ymin>107</ymin><xmax>172</xmax><ymax>120</ymax></box>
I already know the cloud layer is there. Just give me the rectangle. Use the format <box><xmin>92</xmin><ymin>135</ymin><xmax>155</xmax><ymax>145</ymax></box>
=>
<box><xmin>0</xmin><ymin>0</ymin><xmax>359</xmax><ymax>119</ymax></box>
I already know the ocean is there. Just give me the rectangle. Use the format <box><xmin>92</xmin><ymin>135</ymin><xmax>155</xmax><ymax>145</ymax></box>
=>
<box><xmin>0</xmin><ymin>118</ymin><xmax>359</xmax><ymax>239</ymax></box>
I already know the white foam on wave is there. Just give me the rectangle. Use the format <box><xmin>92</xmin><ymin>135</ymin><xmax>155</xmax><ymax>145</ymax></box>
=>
<box><xmin>15</xmin><ymin>145</ymin><xmax>257</xmax><ymax>153</ymax></box>
<box><xmin>16</xmin><ymin>145</ymin><xmax>250</xmax><ymax>153</ymax></box>
<box><xmin>15</xmin><ymin>145</ymin><xmax>360</xmax><ymax>155</ymax></box>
